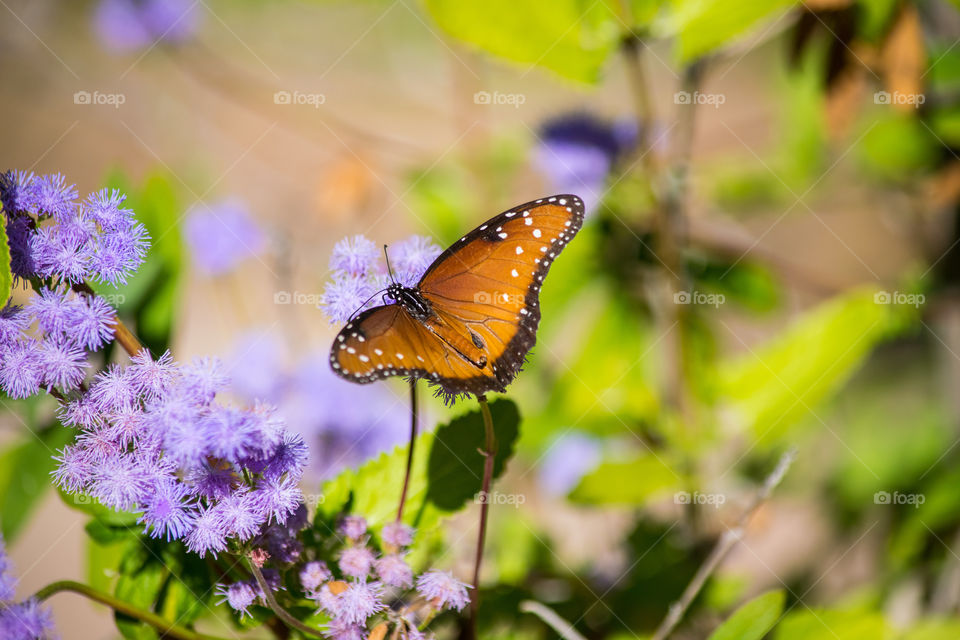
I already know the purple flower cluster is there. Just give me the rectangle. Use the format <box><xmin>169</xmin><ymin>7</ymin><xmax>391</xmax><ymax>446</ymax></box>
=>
<box><xmin>251</xmin><ymin>516</ymin><xmax>468</xmax><ymax>639</ymax></box>
<box><xmin>0</xmin><ymin>171</ymin><xmax>149</xmax><ymax>286</ymax></box>
<box><xmin>93</xmin><ymin>0</ymin><xmax>200</xmax><ymax>53</ymax></box>
<box><xmin>0</xmin><ymin>170</ymin><xmax>147</xmax><ymax>400</ymax></box>
<box><xmin>52</xmin><ymin>351</ymin><xmax>308</xmax><ymax>557</ymax></box>
<box><xmin>534</xmin><ymin>112</ymin><xmax>640</xmax><ymax>214</ymax></box>
<box><xmin>184</xmin><ymin>198</ymin><xmax>267</xmax><ymax>276</ymax></box>
<box><xmin>228</xmin><ymin>331</ymin><xmax>408</xmax><ymax>480</ymax></box>
<box><xmin>320</xmin><ymin>235</ymin><xmax>442</xmax><ymax>324</ymax></box>
<box><xmin>0</xmin><ymin>537</ymin><xmax>57</xmax><ymax>640</ymax></box>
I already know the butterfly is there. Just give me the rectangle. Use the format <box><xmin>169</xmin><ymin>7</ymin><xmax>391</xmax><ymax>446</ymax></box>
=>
<box><xmin>329</xmin><ymin>195</ymin><xmax>584</xmax><ymax>400</ymax></box>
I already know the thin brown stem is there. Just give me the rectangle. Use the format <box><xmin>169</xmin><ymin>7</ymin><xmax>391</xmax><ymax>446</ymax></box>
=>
<box><xmin>650</xmin><ymin>448</ymin><xmax>798</xmax><ymax>640</ymax></box>
<box><xmin>468</xmin><ymin>394</ymin><xmax>496</xmax><ymax>639</ymax></box>
<box><xmin>397</xmin><ymin>379</ymin><xmax>419</xmax><ymax>521</ymax></box>
<box><xmin>247</xmin><ymin>558</ymin><xmax>326</xmax><ymax>638</ymax></box>
<box><xmin>34</xmin><ymin>580</ymin><xmax>226</xmax><ymax>640</ymax></box>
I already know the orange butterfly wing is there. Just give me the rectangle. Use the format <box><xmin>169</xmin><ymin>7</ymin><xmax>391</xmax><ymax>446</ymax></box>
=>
<box><xmin>329</xmin><ymin>195</ymin><xmax>585</xmax><ymax>398</ymax></box>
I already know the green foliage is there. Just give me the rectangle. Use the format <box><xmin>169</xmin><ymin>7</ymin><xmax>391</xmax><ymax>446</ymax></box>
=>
<box><xmin>857</xmin><ymin>114</ymin><xmax>938</xmax><ymax>181</ymax></box>
<box><xmin>101</xmin><ymin>170</ymin><xmax>184</xmax><ymax>354</ymax></box>
<box><xmin>774</xmin><ymin>608</ymin><xmax>891</xmax><ymax>639</ymax></box>
<box><xmin>0</xmin><ymin>425</ymin><xmax>73</xmax><ymax>542</ymax></box>
<box><xmin>655</xmin><ymin>0</ymin><xmax>798</xmax><ymax>63</ymax></box>
<box><xmin>0</xmin><ymin>214</ymin><xmax>11</xmax><ymax>306</ymax></box>
<box><xmin>707</xmin><ymin>589</ymin><xmax>784</xmax><ymax>640</ymax></box>
<box><xmin>318</xmin><ymin>398</ymin><xmax>520</xmax><ymax>531</ymax></box>
<box><xmin>422</xmin><ymin>0</ymin><xmax>622</xmax><ymax>83</ymax></box>
<box><xmin>717</xmin><ymin>287</ymin><xmax>917</xmax><ymax>445</ymax></box>
<box><xmin>570</xmin><ymin>452</ymin><xmax>680</xmax><ymax>505</ymax></box>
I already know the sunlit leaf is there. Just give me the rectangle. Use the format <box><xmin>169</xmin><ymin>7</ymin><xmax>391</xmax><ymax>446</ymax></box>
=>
<box><xmin>570</xmin><ymin>452</ymin><xmax>681</xmax><ymax>504</ymax></box>
<box><xmin>708</xmin><ymin>589</ymin><xmax>784</xmax><ymax>640</ymax></box>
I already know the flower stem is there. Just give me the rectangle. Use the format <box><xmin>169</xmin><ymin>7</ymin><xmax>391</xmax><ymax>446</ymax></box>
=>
<box><xmin>33</xmin><ymin>580</ymin><xmax>226</xmax><ymax>640</ymax></box>
<box><xmin>650</xmin><ymin>448</ymin><xmax>798</xmax><ymax>640</ymax></box>
<box><xmin>247</xmin><ymin>557</ymin><xmax>326</xmax><ymax>638</ymax></box>
<box><xmin>397</xmin><ymin>379</ymin><xmax>419</xmax><ymax>521</ymax></box>
<box><xmin>468</xmin><ymin>394</ymin><xmax>496</xmax><ymax>638</ymax></box>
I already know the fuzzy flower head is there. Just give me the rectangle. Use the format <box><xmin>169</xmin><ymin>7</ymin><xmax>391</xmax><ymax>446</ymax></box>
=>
<box><xmin>215</xmin><ymin>580</ymin><xmax>258</xmax><ymax>619</ymax></box>
<box><xmin>416</xmin><ymin>570</ymin><xmax>471</xmax><ymax>612</ymax></box>
<box><xmin>381</xmin><ymin>522</ymin><xmax>414</xmax><ymax>549</ymax></box>
<box><xmin>300</xmin><ymin>561</ymin><xmax>332</xmax><ymax>595</ymax></box>
<box><xmin>375</xmin><ymin>554</ymin><xmax>413</xmax><ymax>589</ymax></box>
<box><xmin>338</xmin><ymin>545</ymin><xmax>375</xmax><ymax>580</ymax></box>
<box><xmin>335</xmin><ymin>581</ymin><xmax>386</xmax><ymax>625</ymax></box>
<box><xmin>319</xmin><ymin>233</ymin><xmax>441</xmax><ymax>324</ymax></box>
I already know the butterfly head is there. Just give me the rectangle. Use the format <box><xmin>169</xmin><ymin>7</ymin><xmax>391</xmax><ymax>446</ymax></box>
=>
<box><xmin>386</xmin><ymin>282</ymin><xmax>404</xmax><ymax>302</ymax></box>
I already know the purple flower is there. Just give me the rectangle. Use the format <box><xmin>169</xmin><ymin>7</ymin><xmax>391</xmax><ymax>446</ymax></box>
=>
<box><xmin>184</xmin><ymin>199</ymin><xmax>266</xmax><ymax>276</ymax></box>
<box><xmin>203</xmin><ymin>406</ymin><xmax>261</xmax><ymax>461</ymax></box>
<box><xmin>6</xmin><ymin>216</ymin><xmax>37</xmax><ymax>280</ymax></box>
<box><xmin>388</xmin><ymin>235</ymin><xmax>441</xmax><ymax>286</ymax></box>
<box><xmin>381</xmin><ymin>522</ymin><xmax>414</xmax><ymax>548</ymax></box>
<box><xmin>534</xmin><ymin>113</ymin><xmax>638</xmax><ymax>214</ymax></box>
<box><xmin>263</xmin><ymin>431</ymin><xmax>308</xmax><ymax>481</ymax></box>
<box><xmin>319</xmin><ymin>272</ymin><xmax>378</xmax><ymax>324</ymax></box>
<box><xmin>64</xmin><ymin>294</ymin><xmax>115</xmax><ymax>350</ymax></box>
<box><xmin>38</xmin><ymin>339</ymin><xmax>88</xmax><ymax>390</ymax></box>
<box><xmin>88</xmin><ymin>222</ymin><xmax>149</xmax><ymax>286</ymax></box>
<box><xmin>93</xmin><ymin>0</ymin><xmax>200</xmax><ymax>53</ymax></box>
<box><xmin>263</xmin><ymin>526</ymin><xmax>303</xmax><ymax>564</ymax></box>
<box><xmin>213</xmin><ymin>490</ymin><xmax>264</xmax><ymax>541</ymax></box>
<box><xmin>300</xmin><ymin>561</ymin><xmax>332</xmax><ymax>594</ymax></box>
<box><xmin>0</xmin><ymin>305</ymin><xmax>27</xmax><ymax>346</ymax></box>
<box><xmin>375</xmin><ymin>554</ymin><xmax>413</xmax><ymax>588</ymax></box>
<box><xmin>339</xmin><ymin>515</ymin><xmax>368</xmax><ymax>542</ymax></box>
<box><xmin>185</xmin><ymin>505</ymin><xmax>228</xmax><ymax>558</ymax></box>
<box><xmin>215</xmin><ymin>580</ymin><xmax>258</xmax><ymax>619</ymax></box>
<box><xmin>178</xmin><ymin>356</ymin><xmax>228</xmax><ymax>404</ymax></box>
<box><xmin>127</xmin><ymin>350</ymin><xmax>177</xmax><ymax>401</ymax></box>
<box><xmin>0</xmin><ymin>340</ymin><xmax>42</xmax><ymax>399</ymax></box>
<box><xmin>24</xmin><ymin>173</ymin><xmax>77</xmax><ymax>221</ymax></box>
<box><xmin>139</xmin><ymin>479</ymin><xmax>196</xmax><ymax>541</ymax></box>
<box><xmin>0</xmin><ymin>170</ymin><xmax>36</xmax><ymax>214</ymax></box>
<box><xmin>250</xmin><ymin>475</ymin><xmax>302</xmax><ymax>526</ymax></box>
<box><xmin>84</xmin><ymin>189</ymin><xmax>134</xmax><ymax>230</ymax></box>
<box><xmin>538</xmin><ymin>432</ymin><xmax>602</xmax><ymax>497</ymax></box>
<box><xmin>0</xmin><ymin>598</ymin><xmax>56</xmax><ymax>640</ymax></box>
<box><xmin>27</xmin><ymin>288</ymin><xmax>74</xmax><ymax>339</ymax></box>
<box><xmin>323</xmin><ymin>618</ymin><xmax>366</xmax><ymax>640</ymax></box>
<box><xmin>0</xmin><ymin>536</ymin><xmax>19</xmax><ymax>601</ymax></box>
<box><xmin>338</xmin><ymin>546</ymin><xmax>375</xmax><ymax>580</ymax></box>
<box><xmin>90</xmin><ymin>453</ymin><xmax>150</xmax><ymax>511</ymax></box>
<box><xmin>89</xmin><ymin>364</ymin><xmax>138</xmax><ymax>413</ymax></box>
<box><xmin>52</xmin><ymin>445</ymin><xmax>93</xmax><ymax>493</ymax></box>
<box><xmin>187</xmin><ymin>461</ymin><xmax>237</xmax><ymax>500</ymax></box>
<box><xmin>335</xmin><ymin>581</ymin><xmax>385</xmax><ymax>624</ymax></box>
<box><xmin>330</xmin><ymin>235</ymin><xmax>380</xmax><ymax>277</ymax></box>
<box><xmin>416</xmin><ymin>570</ymin><xmax>471</xmax><ymax>612</ymax></box>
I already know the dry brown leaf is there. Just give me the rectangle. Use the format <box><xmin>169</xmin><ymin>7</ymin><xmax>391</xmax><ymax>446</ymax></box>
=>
<box><xmin>368</xmin><ymin>622</ymin><xmax>388</xmax><ymax>640</ymax></box>
<box><xmin>881</xmin><ymin>4</ymin><xmax>926</xmax><ymax>113</ymax></box>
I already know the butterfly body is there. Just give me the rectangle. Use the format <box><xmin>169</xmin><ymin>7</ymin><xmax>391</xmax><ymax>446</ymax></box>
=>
<box><xmin>330</xmin><ymin>195</ymin><xmax>584</xmax><ymax>401</ymax></box>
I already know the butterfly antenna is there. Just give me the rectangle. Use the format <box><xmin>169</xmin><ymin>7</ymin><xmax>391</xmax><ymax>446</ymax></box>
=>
<box><xmin>383</xmin><ymin>244</ymin><xmax>397</xmax><ymax>284</ymax></box>
<box><xmin>347</xmin><ymin>286</ymin><xmax>390</xmax><ymax>323</ymax></box>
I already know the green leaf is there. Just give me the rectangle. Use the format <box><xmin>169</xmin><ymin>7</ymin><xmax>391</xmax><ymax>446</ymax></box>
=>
<box><xmin>903</xmin><ymin>620</ymin><xmax>960</xmax><ymax>640</ymax></box>
<box><xmin>319</xmin><ymin>398</ymin><xmax>520</xmax><ymax>531</ymax></box>
<box><xmin>717</xmin><ymin>287</ymin><xmax>917</xmax><ymax>445</ymax></box>
<box><xmin>114</xmin><ymin>541</ymin><xmax>169</xmax><ymax>640</ymax></box>
<box><xmin>775</xmin><ymin>608</ymin><xmax>891</xmax><ymax>640</ymax></box>
<box><xmin>0</xmin><ymin>212</ymin><xmax>11</xmax><ymax>307</ymax></box>
<box><xmin>0</xmin><ymin>425</ymin><xmax>73</xmax><ymax>542</ymax></box>
<box><xmin>708</xmin><ymin>590</ymin><xmax>785</xmax><ymax>640</ymax></box>
<box><xmin>422</xmin><ymin>0</ymin><xmax>622</xmax><ymax>83</ymax></box>
<box><xmin>570</xmin><ymin>453</ymin><xmax>680</xmax><ymax>505</ymax></box>
<box><xmin>656</xmin><ymin>0</ymin><xmax>798</xmax><ymax>63</ymax></box>
<box><xmin>58</xmin><ymin>485</ymin><xmax>140</xmax><ymax>527</ymax></box>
